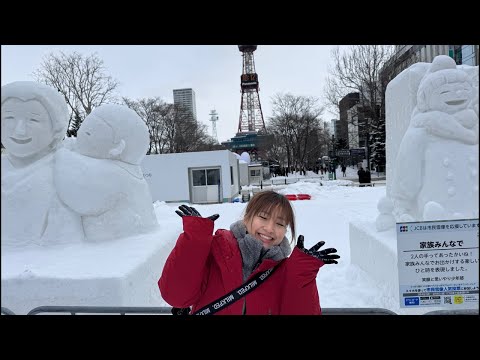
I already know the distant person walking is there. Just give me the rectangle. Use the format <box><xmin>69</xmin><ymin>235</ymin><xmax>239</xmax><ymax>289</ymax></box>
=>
<box><xmin>341</xmin><ymin>164</ymin><xmax>347</xmax><ymax>177</ymax></box>
<box><xmin>365</xmin><ymin>167</ymin><xmax>371</xmax><ymax>183</ymax></box>
<box><xmin>357</xmin><ymin>165</ymin><xmax>367</xmax><ymax>184</ymax></box>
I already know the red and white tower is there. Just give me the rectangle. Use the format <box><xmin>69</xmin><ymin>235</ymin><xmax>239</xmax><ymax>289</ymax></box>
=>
<box><xmin>237</xmin><ymin>45</ymin><xmax>266</xmax><ymax>134</ymax></box>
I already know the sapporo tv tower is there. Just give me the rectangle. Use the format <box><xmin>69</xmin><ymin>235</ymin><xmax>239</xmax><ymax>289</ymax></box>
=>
<box><xmin>222</xmin><ymin>45</ymin><xmax>272</xmax><ymax>161</ymax></box>
<box><xmin>237</xmin><ymin>45</ymin><xmax>266</xmax><ymax>133</ymax></box>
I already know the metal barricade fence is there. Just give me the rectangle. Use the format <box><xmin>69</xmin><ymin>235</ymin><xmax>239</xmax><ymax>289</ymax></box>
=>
<box><xmin>423</xmin><ymin>309</ymin><xmax>479</xmax><ymax>315</ymax></box>
<box><xmin>322</xmin><ymin>308</ymin><xmax>397</xmax><ymax>315</ymax></box>
<box><xmin>3</xmin><ymin>305</ymin><xmax>477</xmax><ymax>315</ymax></box>
<box><xmin>22</xmin><ymin>306</ymin><xmax>397</xmax><ymax>315</ymax></box>
<box><xmin>26</xmin><ymin>306</ymin><xmax>173</xmax><ymax>315</ymax></box>
<box><xmin>1</xmin><ymin>307</ymin><xmax>16</xmax><ymax>315</ymax></box>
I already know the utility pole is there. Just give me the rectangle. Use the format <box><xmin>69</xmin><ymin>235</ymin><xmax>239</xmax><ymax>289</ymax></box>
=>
<box><xmin>332</xmin><ymin>134</ymin><xmax>337</xmax><ymax>180</ymax></box>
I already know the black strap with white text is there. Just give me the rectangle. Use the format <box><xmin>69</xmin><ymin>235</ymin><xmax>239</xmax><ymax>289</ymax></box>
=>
<box><xmin>192</xmin><ymin>263</ymin><xmax>280</xmax><ymax>315</ymax></box>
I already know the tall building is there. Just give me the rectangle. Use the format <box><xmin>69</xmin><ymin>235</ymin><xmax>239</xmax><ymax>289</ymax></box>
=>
<box><xmin>382</xmin><ymin>45</ymin><xmax>479</xmax><ymax>82</ymax></box>
<box><xmin>173</xmin><ymin>88</ymin><xmax>197</xmax><ymax>122</ymax></box>
<box><xmin>323</xmin><ymin>120</ymin><xmax>335</xmax><ymax>137</ymax></box>
<box><xmin>338</xmin><ymin>92</ymin><xmax>359</xmax><ymax>144</ymax></box>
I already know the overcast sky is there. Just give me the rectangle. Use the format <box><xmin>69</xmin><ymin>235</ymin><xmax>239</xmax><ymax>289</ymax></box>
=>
<box><xmin>1</xmin><ymin>45</ymin><xmax>347</xmax><ymax>143</ymax></box>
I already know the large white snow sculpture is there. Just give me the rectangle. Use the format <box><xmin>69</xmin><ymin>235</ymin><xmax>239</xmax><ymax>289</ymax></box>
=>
<box><xmin>1</xmin><ymin>81</ymin><xmax>83</xmax><ymax>246</ymax></box>
<box><xmin>390</xmin><ymin>55</ymin><xmax>478</xmax><ymax>223</ymax></box>
<box><xmin>54</xmin><ymin>104</ymin><xmax>159</xmax><ymax>242</ymax></box>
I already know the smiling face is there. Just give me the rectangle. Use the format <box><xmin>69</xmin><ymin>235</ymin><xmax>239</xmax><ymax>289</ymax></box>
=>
<box><xmin>1</xmin><ymin>98</ymin><xmax>54</xmax><ymax>158</ymax></box>
<box><xmin>244</xmin><ymin>205</ymin><xmax>289</xmax><ymax>249</ymax></box>
<box><xmin>428</xmin><ymin>81</ymin><xmax>473</xmax><ymax>114</ymax></box>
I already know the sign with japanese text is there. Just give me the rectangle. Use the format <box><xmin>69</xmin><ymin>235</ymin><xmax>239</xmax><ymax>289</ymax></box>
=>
<box><xmin>336</xmin><ymin>149</ymin><xmax>350</xmax><ymax>156</ymax></box>
<box><xmin>397</xmin><ymin>219</ymin><xmax>479</xmax><ymax>308</ymax></box>
<box><xmin>350</xmin><ymin>148</ymin><xmax>365</xmax><ymax>156</ymax></box>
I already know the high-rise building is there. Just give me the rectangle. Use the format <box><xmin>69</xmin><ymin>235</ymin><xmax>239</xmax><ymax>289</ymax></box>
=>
<box><xmin>338</xmin><ymin>92</ymin><xmax>359</xmax><ymax>144</ymax></box>
<box><xmin>323</xmin><ymin>120</ymin><xmax>335</xmax><ymax>137</ymax></box>
<box><xmin>383</xmin><ymin>45</ymin><xmax>479</xmax><ymax>82</ymax></box>
<box><xmin>173</xmin><ymin>88</ymin><xmax>197</xmax><ymax>121</ymax></box>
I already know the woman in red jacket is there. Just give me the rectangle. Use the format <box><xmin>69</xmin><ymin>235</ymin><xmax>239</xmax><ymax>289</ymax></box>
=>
<box><xmin>159</xmin><ymin>190</ymin><xmax>340</xmax><ymax>315</ymax></box>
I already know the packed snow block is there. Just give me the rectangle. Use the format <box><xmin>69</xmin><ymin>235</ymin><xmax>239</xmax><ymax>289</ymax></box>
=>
<box><xmin>1</xmin><ymin>231</ymin><xmax>176</xmax><ymax>315</ymax></box>
<box><xmin>349</xmin><ymin>220</ymin><xmax>399</xmax><ymax>302</ymax></box>
<box><xmin>385</xmin><ymin>62</ymin><xmax>430</xmax><ymax>197</ymax></box>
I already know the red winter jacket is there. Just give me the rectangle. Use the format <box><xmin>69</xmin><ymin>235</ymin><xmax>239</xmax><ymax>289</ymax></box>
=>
<box><xmin>159</xmin><ymin>216</ymin><xmax>325</xmax><ymax>315</ymax></box>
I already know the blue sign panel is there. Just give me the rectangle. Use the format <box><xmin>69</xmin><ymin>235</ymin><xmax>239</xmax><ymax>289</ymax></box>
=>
<box><xmin>404</xmin><ymin>297</ymin><xmax>419</xmax><ymax>306</ymax></box>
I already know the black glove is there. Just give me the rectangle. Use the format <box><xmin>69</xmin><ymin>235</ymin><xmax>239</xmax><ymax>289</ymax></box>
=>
<box><xmin>171</xmin><ymin>307</ymin><xmax>191</xmax><ymax>316</ymax></box>
<box><xmin>175</xmin><ymin>205</ymin><xmax>220</xmax><ymax>222</ymax></box>
<box><xmin>296</xmin><ymin>235</ymin><xmax>340</xmax><ymax>264</ymax></box>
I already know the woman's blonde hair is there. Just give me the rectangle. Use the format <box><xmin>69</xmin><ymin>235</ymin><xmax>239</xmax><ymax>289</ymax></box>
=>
<box><xmin>243</xmin><ymin>190</ymin><xmax>296</xmax><ymax>243</ymax></box>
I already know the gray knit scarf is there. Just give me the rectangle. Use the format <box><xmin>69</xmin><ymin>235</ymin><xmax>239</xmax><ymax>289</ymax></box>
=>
<box><xmin>230</xmin><ymin>220</ymin><xmax>291</xmax><ymax>281</ymax></box>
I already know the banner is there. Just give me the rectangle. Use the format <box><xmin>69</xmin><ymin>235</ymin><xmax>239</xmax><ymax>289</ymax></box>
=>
<box><xmin>397</xmin><ymin>219</ymin><xmax>479</xmax><ymax>308</ymax></box>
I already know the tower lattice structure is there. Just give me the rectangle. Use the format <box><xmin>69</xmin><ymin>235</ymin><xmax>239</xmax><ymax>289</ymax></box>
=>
<box><xmin>209</xmin><ymin>109</ymin><xmax>219</xmax><ymax>143</ymax></box>
<box><xmin>237</xmin><ymin>45</ymin><xmax>266</xmax><ymax>134</ymax></box>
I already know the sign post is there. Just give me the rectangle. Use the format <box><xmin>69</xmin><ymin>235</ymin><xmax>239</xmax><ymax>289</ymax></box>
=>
<box><xmin>397</xmin><ymin>219</ymin><xmax>479</xmax><ymax>309</ymax></box>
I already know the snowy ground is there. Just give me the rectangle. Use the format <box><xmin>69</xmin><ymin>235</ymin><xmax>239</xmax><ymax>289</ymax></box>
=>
<box><xmin>155</xmin><ymin>167</ymin><xmax>435</xmax><ymax>315</ymax></box>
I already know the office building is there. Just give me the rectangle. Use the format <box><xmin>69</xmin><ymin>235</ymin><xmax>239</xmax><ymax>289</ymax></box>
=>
<box><xmin>173</xmin><ymin>88</ymin><xmax>197</xmax><ymax>122</ymax></box>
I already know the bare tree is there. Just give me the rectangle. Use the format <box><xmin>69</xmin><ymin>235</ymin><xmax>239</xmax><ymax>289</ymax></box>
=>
<box><xmin>324</xmin><ymin>45</ymin><xmax>394</xmax><ymax>170</ymax></box>
<box><xmin>268</xmin><ymin>93</ymin><xmax>326</xmax><ymax>171</ymax></box>
<box><xmin>123</xmin><ymin>99</ymin><xmax>219</xmax><ymax>154</ymax></box>
<box><xmin>33</xmin><ymin>51</ymin><xmax>119</xmax><ymax>137</ymax></box>
<box><xmin>263</xmin><ymin>126</ymin><xmax>288</xmax><ymax>166</ymax></box>
<box><xmin>157</xmin><ymin>103</ymin><xmax>215</xmax><ymax>154</ymax></box>
<box><xmin>123</xmin><ymin>97</ymin><xmax>168</xmax><ymax>154</ymax></box>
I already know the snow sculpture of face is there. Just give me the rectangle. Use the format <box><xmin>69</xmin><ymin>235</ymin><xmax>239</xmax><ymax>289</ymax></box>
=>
<box><xmin>76</xmin><ymin>104</ymin><xmax>149</xmax><ymax>164</ymax></box>
<box><xmin>427</xmin><ymin>80</ymin><xmax>473</xmax><ymax>115</ymax></box>
<box><xmin>1</xmin><ymin>81</ymin><xmax>69</xmax><ymax>162</ymax></box>
<box><xmin>417</xmin><ymin>55</ymin><xmax>475</xmax><ymax>116</ymax></box>
<box><xmin>76</xmin><ymin>113</ymin><xmax>116</xmax><ymax>160</ymax></box>
<box><xmin>1</xmin><ymin>98</ymin><xmax>54</xmax><ymax>158</ymax></box>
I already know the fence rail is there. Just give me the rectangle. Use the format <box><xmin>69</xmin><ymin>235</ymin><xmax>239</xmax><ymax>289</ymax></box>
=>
<box><xmin>2</xmin><ymin>305</ymin><xmax>477</xmax><ymax>315</ymax></box>
<box><xmin>26</xmin><ymin>306</ymin><xmax>398</xmax><ymax>315</ymax></box>
<box><xmin>423</xmin><ymin>309</ymin><xmax>479</xmax><ymax>315</ymax></box>
<box><xmin>26</xmin><ymin>306</ymin><xmax>173</xmax><ymax>315</ymax></box>
<box><xmin>322</xmin><ymin>308</ymin><xmax>397</xmax><ymax>315</ymax></box>
<box><xmin>251</xmin><ymin>175</ymin><xmax>325</xmax><ymax>188</ymax></box>
<box><xmin>1</xmin><ymin>307</ymin><xmax>16</xmax><ymax>315</ymax></box>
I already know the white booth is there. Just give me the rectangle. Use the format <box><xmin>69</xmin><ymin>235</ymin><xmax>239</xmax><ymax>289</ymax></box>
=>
<box><xmin>141</xmin><ymin>150</ymin><xmax>240</xmax><ymax>204</ymax></box>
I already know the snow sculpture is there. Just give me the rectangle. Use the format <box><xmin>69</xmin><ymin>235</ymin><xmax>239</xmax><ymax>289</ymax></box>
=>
<box><xmin>378</xmin><ymin>55</ymin><xmax>478</xmax><ymax>230</ymax></box>
<box><xmin>375</xmin><ymin>196</ymin><xmax>395</xmax><ymax>231</ymax></box>
<box><xmin>54</xmin><ymin>104</ymin><xmax>159</xmax><ymax>242</ymax></box>
<box><xmin>1</xmin><ymin>81</ymin><xmax>83</xmax><ymax>246</ymax></box>
<box><xmin>240</xmin><ymin>151</ymin><xmax>251</xmax><ymax>164</ymax></box>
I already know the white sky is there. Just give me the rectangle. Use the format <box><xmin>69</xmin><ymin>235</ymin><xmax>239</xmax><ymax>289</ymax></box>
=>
<box><xmin>0</xmin><ymin>45</ymin><xmax>347</xmax><ymax>143</ymax></box>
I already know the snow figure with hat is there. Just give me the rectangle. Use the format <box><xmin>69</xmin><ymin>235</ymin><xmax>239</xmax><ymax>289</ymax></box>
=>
<box><xmin>391</xmin><ymin>55</ymin><xmax>478</xmax><ymax>222</ymax></box>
